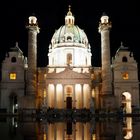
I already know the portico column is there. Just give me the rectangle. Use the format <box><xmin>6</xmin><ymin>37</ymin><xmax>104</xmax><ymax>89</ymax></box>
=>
<box><xmin>54</xmin><ymin>84</ymin><xmax>56</xmax><ymax>108</ymax></box>
<box><xmin>73</xmin><ymin>84</ymin><xmax>75</xmax><ymax>108</ymax></box>
<box><xmin>81</xmin><ymin>84</ymin><xmax>84</xmax><ymax>108</ymax></box>
<box><xmin>83</xmin><ymin>84</ymin><xmax>85</xmax><ymax>108</ymax></box>
<box><xmin>62</xmin><ymin>84</ymin><xmax>65</xmax><ymax>108</ymax></box>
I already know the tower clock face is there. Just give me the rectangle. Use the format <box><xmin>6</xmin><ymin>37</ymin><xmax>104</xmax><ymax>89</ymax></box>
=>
<box><xmin>121</xmin><ymin>66</ymin><xmax>128</xmax><ymax>71</ymax></box>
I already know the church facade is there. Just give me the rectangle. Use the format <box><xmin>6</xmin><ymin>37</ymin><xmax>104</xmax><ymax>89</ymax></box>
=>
<box><xmin>0</xmin><ymin>7</ymin><xmax>139</xmax><ymax>114</ymax></box>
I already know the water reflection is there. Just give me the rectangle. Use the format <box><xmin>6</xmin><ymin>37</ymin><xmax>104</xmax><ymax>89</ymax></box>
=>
<box><xmin>1</xmin><ymin>116</ymin><xmax>140</xmax><ymax>140</ymax></box>
<box><xmin>47</xmin><ymin>121</ymin><xmax>91</xmax><ymax>139</ymax></box>
<box><xmin>123</xmin><ymin>117</ymin><xmax>133</xmax><ymax>140</ymax></box>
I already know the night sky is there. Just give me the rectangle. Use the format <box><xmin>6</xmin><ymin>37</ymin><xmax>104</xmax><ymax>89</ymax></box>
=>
<box><xmin>0</xmin><ymin>0</ymin><xmax>139</xmax><ymax>69</ymax></box>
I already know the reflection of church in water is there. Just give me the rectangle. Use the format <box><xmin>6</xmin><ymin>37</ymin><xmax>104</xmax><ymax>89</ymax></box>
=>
<box><xmin>0</xmin><ymin>116</ymin><xmax>137</xmax><ymax>140</ymax></box>
<box><xmin>0</xmin><ymin>6</ymin><xmax>139</xmax><ymax>114</ymax></box>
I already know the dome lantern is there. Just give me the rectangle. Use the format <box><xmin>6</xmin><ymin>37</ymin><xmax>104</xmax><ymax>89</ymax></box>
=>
<box><xmin>65</xmin><ymin>5</ymin><xmax>75</xmax><ymax>26</ymax></box>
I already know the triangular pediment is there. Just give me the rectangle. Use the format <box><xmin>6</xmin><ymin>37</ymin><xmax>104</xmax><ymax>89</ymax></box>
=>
<box><xmin>47</xmin><ymin>67</ymin><xmax>90</xmax><ymax>79</ymax></box>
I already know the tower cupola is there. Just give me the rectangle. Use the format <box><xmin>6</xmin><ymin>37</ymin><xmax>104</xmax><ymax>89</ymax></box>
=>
<box><xmin>99</xmin><ymin>13</ymin><xmax>112</xmax><ymax>33</ymax></box>
<box><xmin>28</xmin><ymin>15</ymin><xmax>38</xmax><ymax>26</ymax></box>
<box><xmin>100</xmin><ymin>13</ymin><xmax>109</xmax><ymax>24</ymax></box>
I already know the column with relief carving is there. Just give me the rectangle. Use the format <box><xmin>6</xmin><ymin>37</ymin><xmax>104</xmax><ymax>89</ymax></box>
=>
<box><xmin>26</xmin><ymin>15</ymin><xmax>40</xmax><ymax>108</ymax></box>
<box><xmin>26</xmin><ymin>15</ymin><xmax>40</xmax><ymax>95</ymax></box>
<box><xmin>98</xmin><ymin>13</ymin><xmax>112</xmax><ymax>95</ymax></box>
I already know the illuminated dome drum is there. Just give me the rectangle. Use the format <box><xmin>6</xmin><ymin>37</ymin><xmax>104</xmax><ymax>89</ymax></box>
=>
<box><xmin>48</xmin><ymin>7</ymin><xmax>92</xmax><ymax>67</ymax></box>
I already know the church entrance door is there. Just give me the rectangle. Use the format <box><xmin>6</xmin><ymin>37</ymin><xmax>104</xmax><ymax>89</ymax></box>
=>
<box><xmin>66</xmin><ymin>97</ymin><xmax>72</xmax><ymax>109</ymax></box>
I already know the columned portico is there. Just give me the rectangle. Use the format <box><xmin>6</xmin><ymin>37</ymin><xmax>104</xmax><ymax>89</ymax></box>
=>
<box><xmin>47</xmin><ymin>80</ymin><xmax>91</xmax><ymax>109</ymax></box>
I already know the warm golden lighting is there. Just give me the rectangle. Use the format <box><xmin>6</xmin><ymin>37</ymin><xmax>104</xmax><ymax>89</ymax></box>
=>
<box><xmin>92</xmin><ymin>89</ymin><xmax>95</xmax><ymax>98</ymax></box>
<box><xmin>44</xmin><ymin>74</ymin><xmax>47</xmax><ymax>79</ymax></box>
<box><xmin>124</xmin><ymin>117</ymin><xmax>133</xmax><ymax>139</ymax></box>
<box><xmin>10</xmin><ymin>73</ymin><xmax>16</xmax><ymax>80</ymax></box>
<box><xmin>122</xmin><ymin>72</ymin><xmax>129</xmax><ymax>80</ymax></box>
<box><xmin>67</xmin><ymin>86</ymin><xmax>72</xmax><ymax>94</ymax></box>
<box><xmin>92</xmin><ymin>134</ymin><xmax>96</xmax><ymax>140</ymax></box>
<box><xmin>56</xmin><ymin>84</ymin><xmax>62</xmax><ymax>92</ymax></box>
<box><xmin>43</xmin><ymin>90</ymin><xmax>46</xmax><ymax>98</ymax></box>
<box><xmin>48</xmin><ymin>84</ymin><xmax>55</xmax><ymax>108</ymax></box>
<box><xmin>67</xmin><ymin>53</ymin><xmax>72</xmax><ymax>65</ymax></box>
<box><xmin>43</xmin><ymin>133</ymin><xmax>47</xmax><ymax>140</ymax></box>
<box><xmin>75</xmin><ymin>84</ymin><xmax>81</xmax><ymax>92</ymax></box>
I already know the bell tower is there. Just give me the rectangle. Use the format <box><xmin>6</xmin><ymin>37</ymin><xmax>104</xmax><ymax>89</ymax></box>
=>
<box><xmin>112</xmin><ymin>43</ymin><xmax>140</xmax><ymax>113</ymax></box>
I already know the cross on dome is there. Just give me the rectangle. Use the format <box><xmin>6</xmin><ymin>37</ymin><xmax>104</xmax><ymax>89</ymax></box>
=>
<box><xmin>67</xmin><ymin>5</ymin><xmax>72</xmax><ymax>16</ymax></box>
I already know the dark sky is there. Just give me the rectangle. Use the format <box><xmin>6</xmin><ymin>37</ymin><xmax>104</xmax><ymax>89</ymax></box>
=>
<box><xmin>0</xmin><ymin>0</ymin><xmax>139</xmax><ymax>68</ymax></box>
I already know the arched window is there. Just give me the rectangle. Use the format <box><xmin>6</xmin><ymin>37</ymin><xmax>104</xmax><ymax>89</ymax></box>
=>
<box><xmin>122</xmin><ymin>56</ymin><xmax>127</xmax><ymax>62</ymax></box>
<box><xmin>11</xmin><ymin>57</ymin><xmax>16</xmax><ymax>63</ymax></box>
<box><xmin>66</xmin><ymin>86</ymin><xmax>72</xmax><ymax>94</ymax></box>
<box><xmin>67</xmin><ymin>53</ymin><xmax>72</xmax><ymax>65</ymax></box>
<box><xmin>67</xmin><ymin>36</ymin><xmax>72</xmax><ymax>41</ymax></box>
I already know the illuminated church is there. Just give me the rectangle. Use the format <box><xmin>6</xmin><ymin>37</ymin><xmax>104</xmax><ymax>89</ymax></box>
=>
<box><xmin>0</xmin><ymin>7</ymin><xmax>139</xmax><ymax>114</ymax></box>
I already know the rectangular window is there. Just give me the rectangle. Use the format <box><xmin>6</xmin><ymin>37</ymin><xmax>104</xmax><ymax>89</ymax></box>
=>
<box><xmin>10</xmin><ymin>73</ymin><xmax>16</xmax><ymax>80</ymax></box>
<box><xmin>67</xmin><ymin>53</ymin><xmax>72</xmax><ymax>65</ymax></box>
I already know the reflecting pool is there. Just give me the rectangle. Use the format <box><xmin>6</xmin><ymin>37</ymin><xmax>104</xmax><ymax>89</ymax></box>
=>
<box><xmin>0</xmin><ymin>116</ymin><xmax>140</xmax><ymax>140</ymax></box>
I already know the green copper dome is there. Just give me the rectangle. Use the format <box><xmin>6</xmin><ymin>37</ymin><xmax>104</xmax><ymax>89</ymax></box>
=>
<box><xmin>50</xmin><ymin>6</ymin><xmax>89</xmax><ymax>48</ymax></box>
<box><xmin>51</xmin><ymin>25</ymin><xmax>89</xmax><ymax>45</ymax></box>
